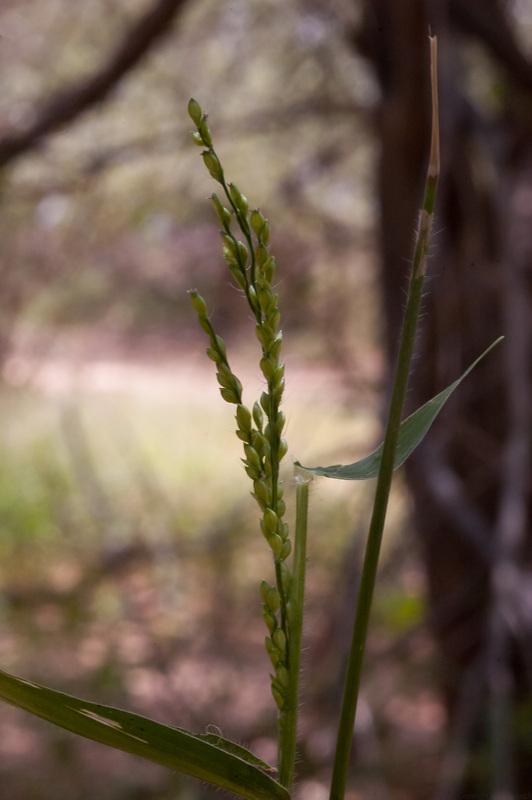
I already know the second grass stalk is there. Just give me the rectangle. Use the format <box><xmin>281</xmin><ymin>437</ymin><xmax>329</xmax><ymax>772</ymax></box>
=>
<box><xmin>329</xmin><ymin>35</ymin><xmax>440</xmax><ymax>800</ymax></box>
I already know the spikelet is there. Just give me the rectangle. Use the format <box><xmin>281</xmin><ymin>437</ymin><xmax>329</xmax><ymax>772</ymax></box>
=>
<box><xmin>188</xmin><ymin>99</ymin><xmax>292</xmax><ymax>711</ymax></box>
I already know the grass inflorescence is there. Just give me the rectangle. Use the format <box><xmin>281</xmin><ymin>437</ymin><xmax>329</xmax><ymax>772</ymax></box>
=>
<box><xmin>187</xmin><ymin>98</ymin><xmax>298</xmax><ymax>776</ymax></box>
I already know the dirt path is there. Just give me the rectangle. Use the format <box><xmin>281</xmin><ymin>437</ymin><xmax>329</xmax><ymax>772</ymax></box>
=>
<box><xmin>3</xmin><ymin>328</ymin><xmax>360</xmax><ymax>406</ymax></box>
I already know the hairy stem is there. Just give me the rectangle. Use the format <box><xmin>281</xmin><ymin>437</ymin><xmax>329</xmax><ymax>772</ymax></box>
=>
<box><xmin>329</xmin><ymin>36</ymin><xmax>440</xmax><ymax>800</ymax></box>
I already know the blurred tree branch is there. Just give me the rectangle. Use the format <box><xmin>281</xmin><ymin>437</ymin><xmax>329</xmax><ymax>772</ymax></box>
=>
<box><xmin>0</xmin><ymin>0</ymin><xmax>191</xmax><ymax>169</ymax></box>
<box><xmin>10</xmin><ymin>97</ymin><xmax>362</xmax><ymax>200</ymax></box>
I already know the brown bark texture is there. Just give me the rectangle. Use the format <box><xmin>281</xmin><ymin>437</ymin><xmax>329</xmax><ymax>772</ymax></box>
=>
<box><xmin>355</xmin><ymin>0</ymin><xmax>532</xmax><ymax>794</ymax></box>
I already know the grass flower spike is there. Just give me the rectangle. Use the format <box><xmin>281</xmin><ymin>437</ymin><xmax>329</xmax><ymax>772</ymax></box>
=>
<box><xmin>187</xmin><ymin>98</ymin><xmax>305</xmax><ymax>786</ymax></box>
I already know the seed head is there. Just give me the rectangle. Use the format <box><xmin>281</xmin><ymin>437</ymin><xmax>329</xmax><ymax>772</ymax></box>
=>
<box><xmin>220</xmin><ymin>386</ymin><xmax>239</xmax><ymax>404</ymax></box>
<box><xmin>265</xmin><ymin>637</ymin><xmax>281</xmax><ymax>667</ymax></box>
<box><xmin>236</xmin><ymin>404</ymin><xmax>252</xmax><ymax>433</ymax></box>
<box><xmin>260</xmin><ymin>580</ymin><xmax>272</xmax><ymax>604</ymax></box>
<box><xmin>253</xmin><ymin>401</ymin><xmax>264</xmax><ymax>431</ymax></box>
<box><xmin>262</xmin><ymin>608</ymin><xmax>277</xmax><ymax>634</ymax></box>
<box><xmin>189</xmin><ymin>290</ymin><xmax>208</xmax><ymax>319</ymax></box>
<box><xmin>211</xmin><ymin>194</ymin><xmax>231</xmax><ymax>229</ymax></box>
<box><xmin>237</xmin><ymin>241</ymin><xmax>248</xmax><ymax>266</ymax></box>
<box><xmin>280</xmin><ymin>539</ymin><xmax>291</xmax><ymax>560</ymax></box>
<box><xmin>280</xmin><ymin>563</ymin><xmax>291</xmax><ymax>594</ymax></box>
<box><xmin>202</xmin><ymin>151</ymin><xmax>223</xmax><ymax>182</ymax></box>
<box><xmin>214</xmin><ymin>335</ymin><xmax>226</xmax><ymax>357</ymax></box>
<box><xmin>187</xmin><ymin>98</ymin><xmax>203</xmax><ymax>126</ymax></box>
<box><xmin>271</xmin><ymin>684</ymin><xmax>285</xmax><ymax>710</ymax></box>
<box><xmin>272</xmin><ymin>628</ymin><xmax>286</xmax><ymax>654</ymax></box>
<box><xmin>253</xmin><ymin>479</ymin><xmax>270</xmax><ymax>506</ymax></box>
<box><xmin>260</xmin><ymin>356</ymin><xmax>275</xmax><ymax>381</ymax></box>
<box><xmin>266</xmin><ymin>586</ymin><xmax>281</xmax><ymax>611</ymax></box>
<box><xmin>198</xmin><ymin>118</ymin><xmax>213</xmax><ymax>148</ymax></box>
<box><xmin>228</xmin><ymin>264</ymin><xmax>248</xmax><ymax>290</ymax></box>
<box><xmin>250</xmin><ymin>209</ymin><xmax>270</xmax><ymax>243</ymax></box>
<box><xmin>188</xmin><ymin>100</ymin><xmax>293</xmax><ymax>699</ymax></box>
<box><xmin>229</xmin><ymin>183</ymin><xmax>249</xmax><ymax>217</ymax></box>
<box><xmin>269</xmin><ymin>533</ymin><xmax>284</xmax><ymax>558</ymax></box>
<box><xmin>263</xmin><ymin>508</ymin><xmax>279</xmax><ymax>536</ymax></box>
<box><xmin>278</xmin><ymin>439</ymin><xmax>288</xmax><ymax>461</ymax></box>
<box><xmin>276</xmin><ymin>665</ymin><xmax>289</xmax><ymax>688</ymax></box>
<box><xmin>244</xmin><ymin>444</ymin><xmax>262</xmax><ymax>474</ymax></box>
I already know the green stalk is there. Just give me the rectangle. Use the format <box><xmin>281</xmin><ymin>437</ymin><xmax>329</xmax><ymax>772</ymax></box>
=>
<box><xmin>278</xmin><ymin>474</ymin><xmax>312</xmax><ymax>788</ymax></box>
<box><xmin>329</xmin><ymin>36</ymin><xmax>440</xmax><ymax>800</ymax></box>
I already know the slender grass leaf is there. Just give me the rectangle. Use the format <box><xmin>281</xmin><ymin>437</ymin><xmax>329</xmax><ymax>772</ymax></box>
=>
<box><xmin>0</xmin><ymin>668</ymin><xmax>287</xmax><ymax>800</ymax></box>
<box><xmin>198</xmin><ymin>731</ymin><xmax>276</xmax><ymax>773</ymax></box>
<box><xmin>296</xmin><ymin>336</ymin><xmax>502</xmax><ymax>480</ymax></box>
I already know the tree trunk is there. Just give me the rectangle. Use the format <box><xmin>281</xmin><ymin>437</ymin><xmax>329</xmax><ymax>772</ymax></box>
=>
<box><xmin>355</xmin><ymin>0</ymin><xmax>532</xmax><ymax>794</ymax></box>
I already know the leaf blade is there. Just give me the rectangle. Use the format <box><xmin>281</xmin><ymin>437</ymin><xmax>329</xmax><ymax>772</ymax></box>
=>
<box><xmin>0</xmin><ymin>669</ymin><xmax>287</xmax><ymax>800</ymax></box>
<box><xmin>297</xmin><ymin>337</ymin><xmax>502</xmax><ymax>481</ymax></box>
<box><xmin>198</xmin><ymin>731</ymin><xmax>276</xmax><ymax>773</ymax></box>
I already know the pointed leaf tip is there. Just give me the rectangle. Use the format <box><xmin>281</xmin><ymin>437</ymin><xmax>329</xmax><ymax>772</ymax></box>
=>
<box><xmin>298</xmin><ymin>337</ymin><xmax>503</xmax><ymax>481</ymax></box>
<box><xmin>0</xmin><ymin>668</ymin><xmax>287</xmax><ymax>800</ymax></box>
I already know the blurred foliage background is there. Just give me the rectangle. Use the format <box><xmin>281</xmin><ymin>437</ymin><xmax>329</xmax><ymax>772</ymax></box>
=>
<box><xmin>0</xmin><ymin>2</ymin><xmax>531</xmax><ymax>799</ymax></box>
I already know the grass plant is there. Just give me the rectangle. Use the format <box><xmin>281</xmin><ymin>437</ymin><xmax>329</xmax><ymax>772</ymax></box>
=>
<box><xmin>0</xmin><ymin>36</ymin><xmax>502</xmax><ymax>800</ymax></box>
<box><xmin>328</xmin><ymin>36</ymin><xmax>440</xmax><ymax>798</ymax></box>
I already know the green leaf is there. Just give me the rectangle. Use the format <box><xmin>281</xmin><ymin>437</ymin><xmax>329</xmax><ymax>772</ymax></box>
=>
<box><xmin>0</xmin><ymin>668</ymin><xmax>287</xmax><ymax>800</ymax></box>
<box><xmin>198</xmin><ymin>730</ymin><xmax>276</xmax><ymax>773</ymax></box>
<box><xmin>296</xmin><ymin>337</ymin><xmax>502</xmax><ymax>481</ymax></box>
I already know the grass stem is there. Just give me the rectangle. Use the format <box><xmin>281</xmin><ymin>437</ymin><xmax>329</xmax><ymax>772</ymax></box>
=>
<box><xmin>328</xmin><ymin>36</ymin><xmax>440</xmax><ymax>800</ymax></box>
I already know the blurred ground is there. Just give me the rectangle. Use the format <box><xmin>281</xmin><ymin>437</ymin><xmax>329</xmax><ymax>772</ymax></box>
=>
<box><xmin>0</xmin><ymin>326</ymin><xmax>441</xmax><ymax>800</ymax></box>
